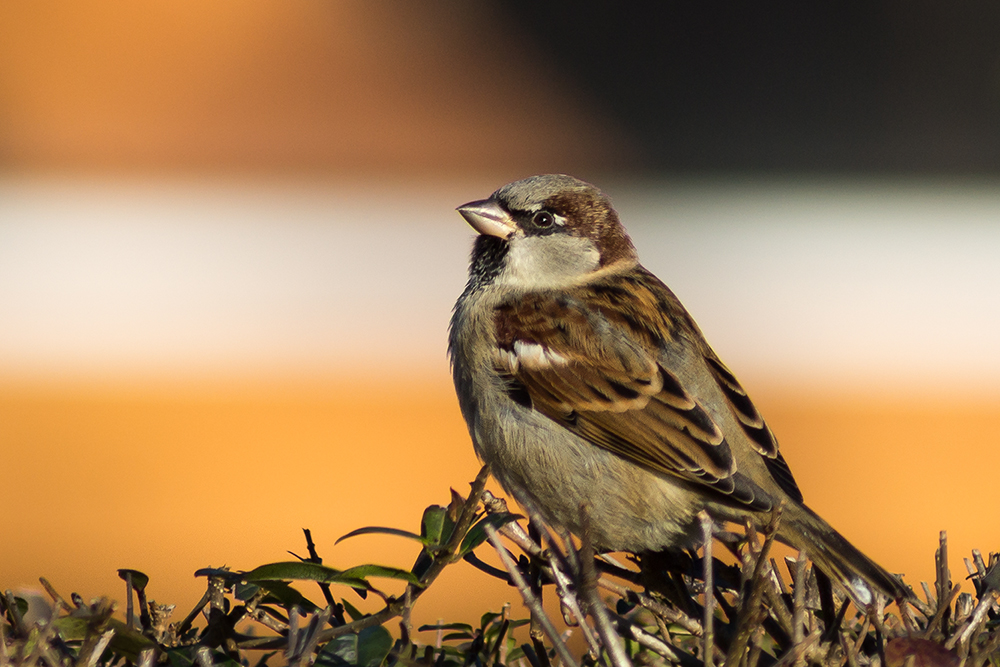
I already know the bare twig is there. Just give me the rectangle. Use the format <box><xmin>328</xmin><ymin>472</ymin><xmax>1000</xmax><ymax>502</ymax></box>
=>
<box><xmin>724</xmin><ymin>504</ymin><xmax>783</xmax><ymax>667</ymax></box>
<box><xmin>0</xmin><ymin>617</ymin><xmax>9</xmax><ymax>665</ymax></box>
<box><xmin>898</xmin><ymin>599</ymin><xmax>919</xmax><ymax>634</ymax></box>
<box><xmin>483</xmin><ymin>491</ymin><xmax>543</xmax><ymax>558</ymax></box>
<box><xmin>575</xmin><ymin>508</ymin><xmax>631</xmax><ymax>667</ymax></box>
<box><xmin>760</xmin><ymin>565</ymin><xmax>796</xmax><ymax>642</ymax></box>
<box><xmin>700</xmin><ymin>511</ymin><xmax>716</xmax><ymax>667</ymax></box>
<box><xmin>400</xmin><ymin>587</ymin><xmax>414</xmax><ymax>647</ymax></box>
<box><xmin>922</xmin><ymin>583</ymin><xmax>960</xmax><ymax>640</ymax></box>
<box><xmin>499</xmin><ymin>602</ymin><xmax>511</xmax><ymax>665</ymax></box>
<box><xmin>194</xmin><ymin>646</ymin><xmax>213</xmax><ymax>667</ymax></box>
<box><xmin>545</xmin><ymin>544</ymin><xmax>602</xmax><ymax>657</ymax></box>
<box><xmin>287</xmin><ymin>606</ymin><xmax>332</xmax><ymax>667</ymax></box>
<box><xmin>921</xmin><ymin>580</ymin><xmax>937</xmax><ymax>610</ymax></box>
<box><xmin>74</xmin><ymin>603</ymin><xmax>119</xmax><ymax>667</ymax></box>
<box><xmin>596</xmin><ymin>577</ymin><xmax>704</xmax><ymax>637</ymax></box>
<box><xmin>608</xmin><ymin>610</ymin><xmax>678</xmax><ymax>661</ymax></box>
<box><xmin>946</xmin><ymin>588</ymin><xmax>999</xmax><ymax>651</ymax></box>
<box><xmin>773</xmin><ymin>629</ymin><xmax>820</xmax><ymax>667</ymax></box>
<box><xmin>485</xmin><ymin>524</ymin><xmax>579</xmax><ymax>667</ymax></box>
<box><xmin>971</xmin><ymin>621</ymin><xmax>1000</xmax><ymax>666</ymax></box>
<box><xmin>85</xmin><ymin>630</ymin><xmax>116</xmax><ymax>667</ymax></box>
<box><xmin>936</xmin><ymin>530</ymin><xmax>951</xmax><ymax>637</ymax></box>
<box><xmin>38</xmin><ymin>577</ymin><xmax>72</xmax><ymax>614</ymax></box>
<box><xmin>296</xmin><ymin>528</ymin><xmax>337</xmax><ymax>613</ymax></box>
<box><xmin>790</xmin><ymin>552</ymin><xmax>808</xmax><ymax>665</ymax></box>
<box><xmin>1</xmin><ymin>591</ymin><xmax>26</xmax><ymax>638</ymax></box>
<box><xmin>746</xmin><ymin>627</ymin><xmax>765</xmax><ymax>667</ymax></box>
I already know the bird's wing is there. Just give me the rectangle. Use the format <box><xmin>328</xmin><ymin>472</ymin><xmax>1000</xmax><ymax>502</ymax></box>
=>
<box><xmin>492</xmin><ymin>270</ymin><xmax>799</xmax><ymax>510</ymax></box>
<box><xmin>700</xmin><ymin>351</ymin><xmax>803</xmax><ymax>502</ymax></box>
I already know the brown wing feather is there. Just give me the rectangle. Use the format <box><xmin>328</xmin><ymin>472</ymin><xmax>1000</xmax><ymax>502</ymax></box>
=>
<box><xmin>704</xmin><ymin>355</ymin><xmax>780</xmax><ymax>456</ymax></box>
<box><xmin>492</xmin><ymin>272</ymin><xmax>777</xmax><ymax>509</ymax></box>
<box><xmin>703</xmin><ymin>354</ymin><xmax>803</xmax><ymax>502</ymax></box>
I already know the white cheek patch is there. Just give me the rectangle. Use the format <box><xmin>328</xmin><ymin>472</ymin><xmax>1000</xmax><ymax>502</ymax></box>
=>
<box><xmin>499</xmin><ymin>235</ymin><xmax>600</xmax><ymax>290</ymax></box>
<box><xmin>513</xmin><ymin>340</ymin><xmax>568</xmax><ymax>370</ymax></box>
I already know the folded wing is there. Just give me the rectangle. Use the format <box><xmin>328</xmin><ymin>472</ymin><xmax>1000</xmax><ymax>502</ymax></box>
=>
<box><xmin>491</xmin><ymin>273</ymin><xmax>791</xmax><ymax>511</ymax></box>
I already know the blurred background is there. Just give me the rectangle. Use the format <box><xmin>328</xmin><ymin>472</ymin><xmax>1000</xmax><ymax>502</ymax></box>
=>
<box><xmin>2</xmin><ymin>0</ymin><xmax>999</xmax><ymax>628</ymax></box>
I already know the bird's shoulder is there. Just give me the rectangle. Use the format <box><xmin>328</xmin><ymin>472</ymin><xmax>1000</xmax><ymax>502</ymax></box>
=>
<box><xmin>490</xmin><ymin>263</ymin><xmax>695</xmax><ymax>353</ymax></box>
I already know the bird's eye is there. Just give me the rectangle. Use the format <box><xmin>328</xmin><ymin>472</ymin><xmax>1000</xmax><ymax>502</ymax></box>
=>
<box><xmin>532</xmin><ymin>211</ymin><xmax>554</xmax><ymax>228</ymax></box>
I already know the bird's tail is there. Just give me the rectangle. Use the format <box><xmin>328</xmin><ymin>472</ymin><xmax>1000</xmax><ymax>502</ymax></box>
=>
<box><xmin>779</xmin><ymin>503</ymin><xmax>911</xmax><ymax>606</ymax></box>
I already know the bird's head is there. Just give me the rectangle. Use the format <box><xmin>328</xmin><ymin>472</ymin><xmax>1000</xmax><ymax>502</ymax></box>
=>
<box><xmin>457</xmin><ymin>174</ymin><xmax>637</xmax><ymax>291</ymax></box>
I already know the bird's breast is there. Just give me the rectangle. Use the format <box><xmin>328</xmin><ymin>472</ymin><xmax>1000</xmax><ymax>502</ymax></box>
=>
<box><xmin>453</xmin><ymin>348</ymin><xmax>702</xmax><ymax>551</ymax></box>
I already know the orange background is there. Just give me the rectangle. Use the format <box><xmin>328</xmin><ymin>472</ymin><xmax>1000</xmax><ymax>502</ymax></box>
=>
<box><xmin>4</xmin><ymin>375</ymin><xmax>997</xmax><ymax>626</ymax></box>
<box><xmin>2</xmin><ymin>0</ymin><xmax>998</xmax><ymax>632</ymax></box>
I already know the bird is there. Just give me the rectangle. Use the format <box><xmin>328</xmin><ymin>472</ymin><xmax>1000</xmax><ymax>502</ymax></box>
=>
<box><xmin>448</xmin><ymin>174</ymin><xmax>909</xmax><ymax>605</ymax></box>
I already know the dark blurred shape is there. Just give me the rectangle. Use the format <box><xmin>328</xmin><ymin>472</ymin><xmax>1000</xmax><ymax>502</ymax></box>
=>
<box><xmin>3</xmin><ymin>1</ymin><xmax>998</xmax><ymax>176</ymax></box>
<box><xmin>498</xmin><ymin>1</ymin><xmax>1000</xmax><ymax>174</ymax></box>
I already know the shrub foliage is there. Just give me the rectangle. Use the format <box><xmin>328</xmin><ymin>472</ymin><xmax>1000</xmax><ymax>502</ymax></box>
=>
<box><xmin>2</xmin><ymin>467</ymin><xmax>999</xmax><ymax>667</ymax></box>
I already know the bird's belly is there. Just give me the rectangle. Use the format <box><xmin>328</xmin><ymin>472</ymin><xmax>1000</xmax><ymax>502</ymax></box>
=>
<box><xmin>474</xmin><ymin>403</ymin><xmax>702</xmax><ymax>552</ymax></box>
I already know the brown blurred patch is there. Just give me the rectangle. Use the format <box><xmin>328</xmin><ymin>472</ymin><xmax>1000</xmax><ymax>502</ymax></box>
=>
<box><xmin>0</xmin><ymin>1</ymin><xmax>633</xmax><ymax>175</ymax></box>
<box><xmin>2</xmin><ymin>377</ymin><xmax>997</xmax><ymax>625</ymax></box>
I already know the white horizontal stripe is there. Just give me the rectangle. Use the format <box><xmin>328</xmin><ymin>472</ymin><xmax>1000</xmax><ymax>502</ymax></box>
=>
<box><xmin>2</xmin><ymin>176</ymin><xmax>998</xmax><ymax>395</ymax></box>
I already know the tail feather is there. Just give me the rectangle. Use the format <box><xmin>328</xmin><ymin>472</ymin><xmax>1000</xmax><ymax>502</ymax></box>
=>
<box><xmin>780</xmin><ymin>504</ymin><xmax>911</xmax><ymax>606</ymax></box>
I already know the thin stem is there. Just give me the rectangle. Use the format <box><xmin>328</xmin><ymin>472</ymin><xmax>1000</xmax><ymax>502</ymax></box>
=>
<box><xmin>485</xmin><ymin>524</ymin><xmax>579</xmax><ymax>667</ymax></box>
<box><xmin>700</xmin><ymin>511</ymin><xmax>715</xmax><ymax>667</ymax></box>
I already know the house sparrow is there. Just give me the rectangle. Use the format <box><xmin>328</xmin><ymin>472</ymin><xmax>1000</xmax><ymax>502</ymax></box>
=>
<box><xmin>449</xmin><ymin>174</ymin><xmax>909</xmax><ymax>604</ymax></box>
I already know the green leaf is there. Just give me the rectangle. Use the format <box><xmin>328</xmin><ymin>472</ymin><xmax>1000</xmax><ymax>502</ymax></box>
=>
<box><xmin>506</xmin><ymin>646</ymin><xmax>526</xmax><ymax>662</ymax></box>
<box><xmin>315</xmin><ymin>626</ymin><xmax>391</xmax><ymax>667</ymax></box>
<box><xmin>117</xmin><ymin>569</ymin><xmax>150</xmax><ymax>591</ymax></box>
<box><xmin>420</xmin><ymin>505</ymin><xmax>452</xmax><ymax>546</ymax></box>
<box><xmin>316</xmin><ymin>634</ymin><xmax>356</xmax><ymax>667</ymax></box>
<box><xmin>234</xmin><ymin>581</ymin><xmax>261</xmax><ymax>601</ymax></box>
<box><xmin>336</xmin><ymin>526</ymin><xmax>424</xmax><ymax>545</ymax></box>
<box><xmin>165</xmin><ymin>648</ymin><xmax>195</xmax><ymax>667</ymax></box>
<box><xmin>5</xmin><ymin>595</ymin><xmax>29</xmax><ymax>619</ymax></box>
<box><xmin>49</xmin><ymin>617</ymin><xmax>93</xmax><ymax>642</ymax></box>
<box><xmin>460</xmin><ymin>513</ymin><xmax>522</xmax><ymax>556</ymax></box>
<box><xmin>480</xmin><ymin>611</ymin><xmax>501</xmax><ymax>630</ymax></box>
<box><xmin>341</xmin><ymin>598</ymin><xmax>365</xmax><ymax>622</ymax></box>
<box><xmin>410</xmin><ymin>551</ymin><xmax>434</xmax><ymax>581</ymax></box>
<box><xmin>982</xmin><ymin>561</ymin><xmax>1000</xmax><ymax>592</ymax></box>
<box><xmin>51</xmin><ymin>618</ymin><xmax>157</xmax><ymax>660</ymax></box>
<box><xmin>251</xmin><ymin>580</ymin><xmax>319</xmax><ymax>613</ymax></box>
<box><xmin>243</xmin><ymin>562</ymin><xmax>367</xmax><ymax>589</ymax></box>
<box><xmin>193</xmin><ymin>568</ymin><xmax>241</xmax><ymax>586</ymax></box>
<box><xmin>246</xmin><ymin>561</ymin><xmax>340</xmax><ymax>580</ymax></box>
<box><xmin>356</xmin><ymin>625</ymin><xmax>393</xmax><ymax>667</ymax></box>
<box><xmin>339</xmin><ymin>564</ymin><xmax>418</xmax><ymax>585</ymax></box>
<box><xmin>202</xmin><ymin>652</ymin><xmax>242</xmax><ymax>667</ymax></box>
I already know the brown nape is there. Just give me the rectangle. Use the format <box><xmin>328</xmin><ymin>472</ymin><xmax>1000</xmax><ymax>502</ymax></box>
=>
<box><xmin>546</xmin><ymin>191</ymin><xmax>637</xmax><ymax>267</ymax></box>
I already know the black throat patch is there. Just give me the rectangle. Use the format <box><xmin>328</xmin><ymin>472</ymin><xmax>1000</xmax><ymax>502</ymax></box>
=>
<box><xmin>464</xmin><ymin>235</ymin><xmax>510</xmax><ymax>294</ymax></box>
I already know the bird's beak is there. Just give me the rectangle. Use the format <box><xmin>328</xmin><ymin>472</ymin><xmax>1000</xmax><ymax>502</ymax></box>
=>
<box><xmin>457</xmin><ymin>199</ymin><xmax>515</xmax><ymax>239</ymax></box>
